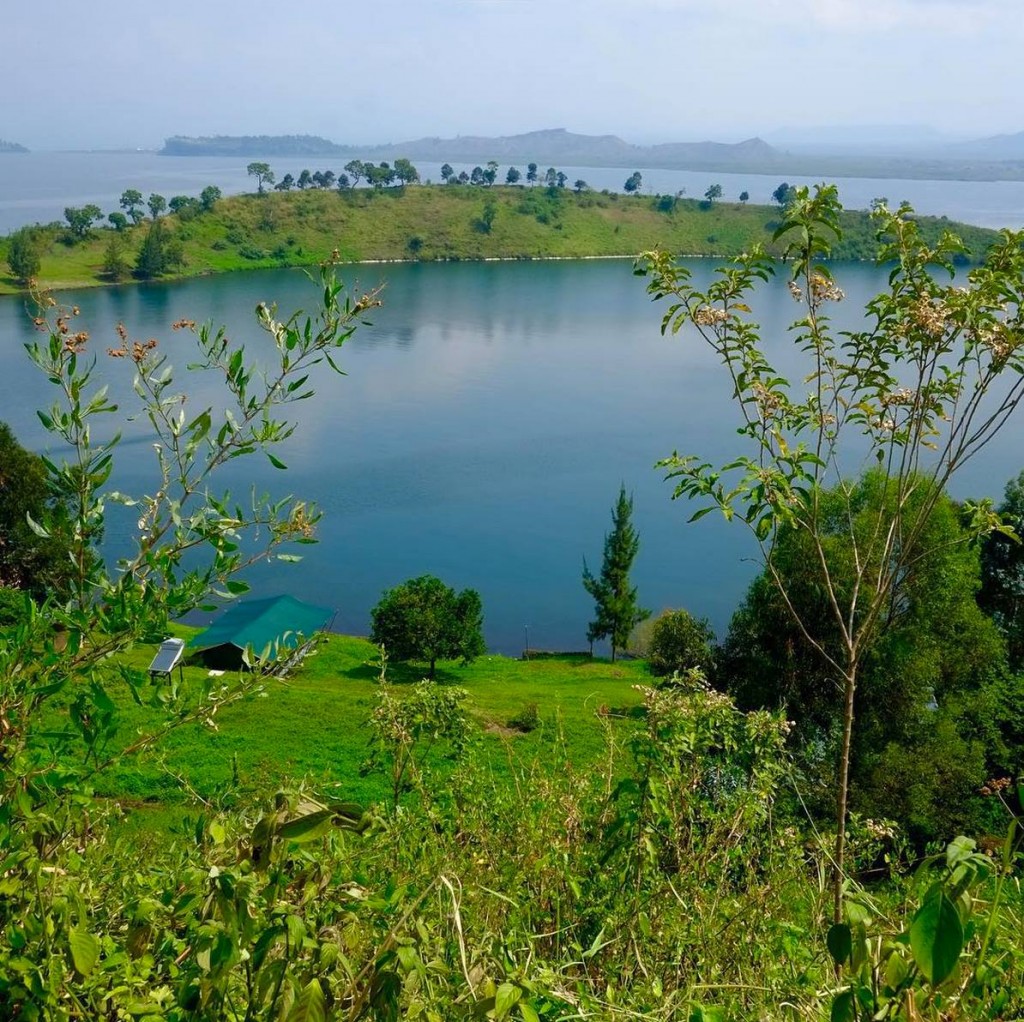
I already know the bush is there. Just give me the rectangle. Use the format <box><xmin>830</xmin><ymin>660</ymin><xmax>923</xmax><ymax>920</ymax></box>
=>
<box><xmin>0</xmin><ymin>586</ymin><xmax>31</xmax><ymax>629</ymax></box>
<box><xmin>647</xmin><ymin>608</ymin><xmax>716</xmax><ymax>678</ymax></box>
<box><xmin>507</xmin><ymin>702</ymin><xmax>540</xmax><ymax>732</ymax></box>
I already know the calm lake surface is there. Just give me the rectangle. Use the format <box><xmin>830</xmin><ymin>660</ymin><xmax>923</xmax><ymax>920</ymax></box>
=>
<box><xmin>1</xmin><ymin>260</ymin><xmax>1020</xmax><ymax>654</ymax></box>
<box><xmin>3</xmin><ymin>150</ymin><xmax>1024</xmax><ymax>232</ymax></box>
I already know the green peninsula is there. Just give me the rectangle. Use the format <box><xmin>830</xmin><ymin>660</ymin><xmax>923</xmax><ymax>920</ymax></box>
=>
<box><xmin>0</xmin><ymin>183</ymin><xmax>998</xmax><ymax>295</ymax></box>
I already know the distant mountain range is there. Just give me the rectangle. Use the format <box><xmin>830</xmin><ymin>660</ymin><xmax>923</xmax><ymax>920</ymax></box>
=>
<box><xmin>950</xmin><ymin>130</ymin><xmax>1024</xmax><ymax>161</ymax></box>
<box><xmin>0</xmin><ymin>139</ymin><xmax>28</xmax><ymax>153</ymax></box>
<box><xmin>160</xmin><ymin>129</ymin><xmax>777</xmax><ymax>169</ymax></box>
<box><xmin>160</xmin><ymin>128</ymin><xmax>1024</xmax><ymax>182</ymax></box>
<box><xmin>162</xmin><ymin>135</ymin><xmax>350</xmax><ymax>157</ymax></box>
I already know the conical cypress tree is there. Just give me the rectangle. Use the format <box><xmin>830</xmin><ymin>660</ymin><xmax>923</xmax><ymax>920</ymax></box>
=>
<box><xmin>582</xmin><ymin>485</ymin><xmax>649</xmax><ymax>661</ymax></box>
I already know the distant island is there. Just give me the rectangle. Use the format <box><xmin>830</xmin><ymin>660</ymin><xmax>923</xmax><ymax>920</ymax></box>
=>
<box><xmin>162</xmin><ymin>134</ymin><xmax>354</xmax><ymax>157</ymax></box>
<box><xmin>0</xmin><ymin>138</ymin><xmax>28</xmax><ymax>153</ymax></box>
<box><xmin>161</xmin><ymin>127</ymin><xmax>1024</xmax><ymax>182</ymax></box>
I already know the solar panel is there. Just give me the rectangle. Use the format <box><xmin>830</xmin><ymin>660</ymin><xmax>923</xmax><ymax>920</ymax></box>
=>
<box><xmin>149</xmin><ymin>637</ymin><xmax>186</xmax><ymax>676</ymax></box>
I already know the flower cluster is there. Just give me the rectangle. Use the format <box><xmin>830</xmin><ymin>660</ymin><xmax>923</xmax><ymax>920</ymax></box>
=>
<box><xmin>809</xmin><ymin>272</ymin><xmax>844</xmax><ymax>303</ymax></box>
<box><xmin>693</xmin><ymin>305</ymin><xmax>730</xmax><ymax>327</ymax></box>
<box><xmin>884</xmin><ymin>387</ymin><xmax>916</xmax><ymax>406</ymax></box>
<box><xmin>979</xmin><ymin>776</ymin><xmax>1013</xmax><ymax>797</ymax></box>
<box><xmin>751</xmin><ymin>381</ymin><xmax>784</xmax><ymax>418</ymax></box>
<box><xmin>912</xmin><ymin>295</ymin><xmax>949</xmax><ymax>338</ymax></box>
<box><xmin>107</xmin><ymin>337</ymin><xmax>158</xmax><ymax>362</ymax></box>
<box><xmin>353</xmin><ymin>292</ymin><xmax>384</xmax><ymax>315</ymax></box>
<box><xmin>974</xmin><ymin>322</ymin><xmax>1018</xmax><ymax>362</ymax></box>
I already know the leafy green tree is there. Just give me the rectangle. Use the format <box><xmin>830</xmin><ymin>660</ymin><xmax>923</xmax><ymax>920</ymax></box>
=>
<box><xmin>639</xmin><ymin>185</ymin><xmax>1024</xmax><ymax>916</ymax></box>
<box><xmin>739</xmin><ymin>190</ymin><xmax>749</xmax><ymax>203</ymax></box>
<box><xmin>483</xmin><ymin>161</ymin><xmax>498</xmax><ymax>186</ymax></box>
<box><xmin>199</xmin><ymin>184</ymin><xmax>221</xmax><ymax>211</ymax></box>
<box><xmin>526</xmin><ymin>162</ymin><xmax>538</xmax><ymax>185</ymax></box>
<box><xmin>772</xmin><ymin>181</ymin><xmax>795</xmax><ymax>206</ymax></box>
<box><xmin>344</xmin><ymin>160</ymin><xmax>365</xmax><ymax>187</ymax></box>
<box><xmin>297</xmin><ymin>169</ymin><xmax>312</xmax><ymax>190</ymax></box>
<box><xmin>247</xmin><ymin>161</ymin><xmax>275</xmax><ymax>195</ymax></box>
<box><xmin>647</xmin><ymin>608</ymin><xmax>716</xmax><ymax>678</ymax></box>
<box><xmin>274</xmin><ymin>173</ymin><xmax>295</xmax><ymax>191</ymax></box>
<box><xmin>119</xmin><ymin>188</ymin><xmax>145</xmax><ymax>224</ymax></box>
<box><xmin>440</xmin><ymin>163</ymin><xmax>454</xmax><ymax>184</ymax></box>
<box><xmin>470</xmin><ymin>165</ymin><xmax>485</xmax><ymax>186</ymax></box>
<box><xmin>556</xmin><ymin>171</ymin><xmax>568</xmax><ymax>189</ymax></box>
<box><xmin>168</xmin><ymin>195</ymin><xmax>197</xmax><ymax>215</ymax></box>
<box><xmin>147</xmin><ymin>193</ymin><xmax>166</xmax><ymax>220</ymax></box>
<box><xmin>0</xmin><ymin>421</ymin><xmax>77</xmax><ymax>599</ymax></box>
<box><xmin>106</xmin><ymin>211</ymin><xmax>129</xmax><ymax>232</ymax></box>
<box><xmin>134</xmin><ymin>219</ymin><xmax>183</xmax><ymax>279</ymax></box>
<box><xmin>336</xmin><ymin>172</ymin><xmax>351</xmax><ymax>191</ymax></box>
<box><xmin>6</xmin><ymin>225</ymin><xmax>43</xmax><ymax>281</ymax></box>
<box><xmin>624</xmin><ymin>171</ymin><xmax>642</xmax><ymax>194</ymax></box>
<box><xmin>366</xmin><ymin>162</ymin><xmax>395</xmax><ymax>188</ymax></box>
<box><xmin>101</xmin><ymin>233</ymin><xmax>130</xmax><ymax>281</ymax></box>
<box><xmin>979</xmin><ymin>469</ymin><xmax>1024</xmax><ymax>669</ymax></box>
<box><xmin>370</xmin><ymin>575</ymin><xmax>485</xmax><ymax>678</ymax></box>
<box><xmin>394</xmin><ymin>158</ymin><xmax>420</xmax><ymax>186</ymax></box>
<box><xmin>63</xmin><ymin>204</ymin><xmax>102</xmax><ymax>239</ymax></box>
<box><xmin>457</xmin><ymin>170</ymin><xmax>470</xmax><ymax>184</ymax></box>
<box><xmin>583</xmin><ymin>485</ymin><xmax>649</xmax><ymax>661</ymax></box>
<box><xmin>704</xmin><ymin>183</ymin><xmax>723</xmax><ymax>203</ymax></box>
<box><xmin>574</xmin><ymin>179</ymin><xmax>589</xmax><ymax>193</ymax></box>
<box><xmin>476</xmin><ymin>198</ymin><xmax>497</xmax><ymax>234</ymax></box>
<box><xmin>722</xmin><ymin>476</ymin><xmax>1013</xmax><ymax>842</ymax></box>
<box><xmin>544</xmin><ymin>167</ymin><xmax>558</xmax><ymax>188</ymax></box>
<box><xmin>505</xmin><ymin>166</ymin><xmax>521</xmax><ymax>185</ymax></box>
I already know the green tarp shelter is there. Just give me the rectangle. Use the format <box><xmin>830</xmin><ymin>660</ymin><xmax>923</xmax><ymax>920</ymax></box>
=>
<box><xmin>189</xmin><ymin>594</ymin><xmax>334</xmax><ymax>669</ymax></box>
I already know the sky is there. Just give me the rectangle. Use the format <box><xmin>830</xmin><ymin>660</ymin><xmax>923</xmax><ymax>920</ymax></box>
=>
<box><xmin>5</xmin><ymin>0</ymin><xmax>1022</xmax><ymax>150</ymax></box>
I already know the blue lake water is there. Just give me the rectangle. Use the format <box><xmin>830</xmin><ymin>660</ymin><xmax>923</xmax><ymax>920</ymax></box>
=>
<box><xmin>1</xmin><ymin>259</ymin><xmax>1021</xmax><ymax>654</ymax></box>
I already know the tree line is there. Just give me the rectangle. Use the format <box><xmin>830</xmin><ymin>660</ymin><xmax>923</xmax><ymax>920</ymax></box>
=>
<box><xmin>5</xmin><ymin>184</ymin><xmax>224</xmax><ymax>284</ymax></box>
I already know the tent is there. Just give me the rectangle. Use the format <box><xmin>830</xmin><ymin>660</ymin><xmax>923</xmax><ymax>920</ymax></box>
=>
<box><xmin>189</xmin><ymin>594</ymin><xmax>334</xmax><ymax>670</ymax></box>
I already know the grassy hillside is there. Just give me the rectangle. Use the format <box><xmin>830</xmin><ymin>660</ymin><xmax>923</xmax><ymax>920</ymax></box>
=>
<box><xmin>0</xmin><ymin>184</ymin><xmax>1000</xmax><ymax>295</ymax></box>
<box><xmin>86</xmin><ymin>629</ymin><xmax>650</xmax><ymax>813</ymax></box>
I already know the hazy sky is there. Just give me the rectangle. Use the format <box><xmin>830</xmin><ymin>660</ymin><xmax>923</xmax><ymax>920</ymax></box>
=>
<box><xmin>6</xmin><ymin>0</ymin><xmax>1021</xmax><ymax>150</ymax></box>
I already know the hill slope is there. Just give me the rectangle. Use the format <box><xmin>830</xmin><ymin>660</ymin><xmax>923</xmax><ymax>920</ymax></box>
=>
<box><xmin>0</xmin><ymin>184</ymin><xmax>998</xmax><ymax>296</ymax></box>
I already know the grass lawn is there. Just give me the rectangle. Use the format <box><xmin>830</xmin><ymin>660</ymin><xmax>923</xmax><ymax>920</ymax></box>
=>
<box><xmin>92</xmin><ymin>630</ymin><xmax>652</xmax><ymax>820</ymax></box>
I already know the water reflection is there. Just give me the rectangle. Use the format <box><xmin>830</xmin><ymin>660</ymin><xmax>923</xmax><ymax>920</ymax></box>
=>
<box><xmin>0</xmin><ymin>259</ymin><xmax>1020</xmax><ymax>654</ymax></box>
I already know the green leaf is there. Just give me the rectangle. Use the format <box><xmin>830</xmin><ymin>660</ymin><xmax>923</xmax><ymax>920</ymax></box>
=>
<box><xmin>268</xmin><ymin>452</ymin><xmax>288</xmax><ymax>470</ymax></box>
<box><xmin>884</xmin><ymin>950</ymin><xmax>909</xmax><ymax>991</ymax></box>
<box><xmin>910</xmin><ymin>889</ymin><xmax>963</xmax><ymax>985</ymax></box>
<box><xmin>25</xmin><ymin>512</ymin><xmax>51</xmax><ymax>539</ymax></box>
<box><xmin>830</xmin><ymin>988</ymin><xmax>855</xmax><ymax>1022</ymax></box>
<box><xmin>225</xmin><ymin>579</ymin><xmax>250</xmax><ymax>595</ymax></box>
<box><xmin>826</xmin><ymin>922</ymin><xmax>852</xmax><ymax>966</ymax></box>
<box><xmin>945</xmin><ymin>835</ymin><xmax>976</xmax><ymax>867</ymax></box>
<box><xmin>287</xmin><ymin>978</ymin><xmax>326</xmax><ymax>1022</ymax></box>
<box><xmin>494</xmin><ymin>983</ymin><xmax>521</xmax><ymax>1019</ymax></box>
<box><xmin>518</xmin><ymin>1004</ymin><xmax>540</xmax><ymax>1022</ymax></box>
<box><xmin>69</xmin><ymin>927</ymin><xmax>101</xmax><ymax>976</ymax></box>
<box><xmin>278</xmin><ymin>808</ymin><xmax>335</xmax><ymax>843</ymax></box>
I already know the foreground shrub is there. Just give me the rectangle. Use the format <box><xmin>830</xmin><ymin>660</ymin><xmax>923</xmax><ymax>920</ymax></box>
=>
<box><xmin>646</xmin><ymin>607</ymin><xmax>716</xmax><ymax>677</ymax></box>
